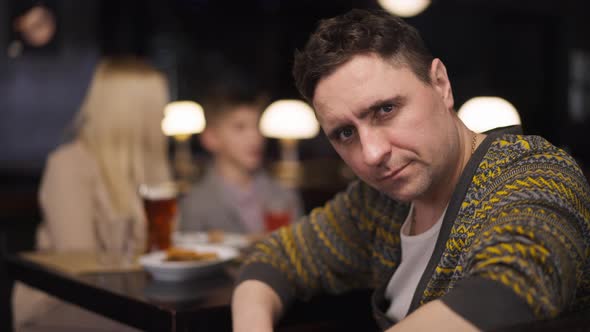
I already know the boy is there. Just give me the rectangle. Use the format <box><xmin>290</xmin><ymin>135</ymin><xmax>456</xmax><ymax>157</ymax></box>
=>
<box><xmin>179</xmin><ymin>87</ymin><xmax>303</xmax><ymax>235</ymax></box>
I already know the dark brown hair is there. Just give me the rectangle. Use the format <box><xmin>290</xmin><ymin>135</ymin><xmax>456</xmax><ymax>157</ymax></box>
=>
<box><xmin>202</xmin><ymin>70</ymin><xmax>269</xmax><ymax>127</ymax></box>
<box><xmin>203</xmin><ymin>95</ymin><xmax>268</xmax><ymax>128</ymax></box>
<box><xmin>293</xmin><ymin>9</ymin><xmax>434</xmax><ymax>103</ymax></box>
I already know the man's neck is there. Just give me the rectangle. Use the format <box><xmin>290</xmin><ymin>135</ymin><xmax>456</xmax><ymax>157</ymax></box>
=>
<box><xmin>411</xmin><ymin>125</ymin><xmax>481</xmax><ymax>235</ymax></box>
<box><xmin>411</xmin><ymin>199</ymin><xmax>450</xmax><ymax>235</ymax></box>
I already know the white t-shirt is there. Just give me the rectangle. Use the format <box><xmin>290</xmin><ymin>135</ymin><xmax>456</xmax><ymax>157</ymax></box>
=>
<box><xmin>384</xmin><ymin>204</ymin><xmax>446</xmax><ymax>321</ymax></box>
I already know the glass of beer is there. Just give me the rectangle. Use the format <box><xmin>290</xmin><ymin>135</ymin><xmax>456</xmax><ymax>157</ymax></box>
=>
<box><xmin>139</xmin><ymin>182</ymin><xmax>178</xmax><ymax>252</ymax></box>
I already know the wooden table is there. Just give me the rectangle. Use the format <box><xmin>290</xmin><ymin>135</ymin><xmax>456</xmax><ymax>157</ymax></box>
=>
<box><xmin>7</xmin><ymin>252</ymin><xmax>587</xmax><ymax>331</ymax></box>
<box><xmin>4</xmin><ymin>252</ymin><xmax>376</xmax><ymax>332</ymax></box>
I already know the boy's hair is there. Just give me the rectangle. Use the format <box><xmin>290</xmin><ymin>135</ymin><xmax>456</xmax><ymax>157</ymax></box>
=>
<box><xmin>203</xmin><ymin>93</ymin><xmax>268</xmax><ymax>127</ymax></box>
<box><xmin>202</xmin><ymin>71</ymin><xmax>268</xmax><ymax>127</ymax></box>
<box><xmin>293</xmin><ymin>9</ymin><xmax>434</xmax><ymax>103</ymax></box>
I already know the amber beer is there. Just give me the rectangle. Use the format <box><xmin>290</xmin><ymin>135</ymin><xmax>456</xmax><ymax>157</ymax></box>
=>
<box><xmin>139</xmin><ymin>183</ymin><xmax>178</xmax><ymax>252</ymax></box>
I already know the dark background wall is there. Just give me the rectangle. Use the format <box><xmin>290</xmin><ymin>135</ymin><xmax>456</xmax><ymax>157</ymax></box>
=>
<box><xmin>2</xmin><ymin>0</ymin><xmax>590</xmax><ymax>168</ymax></box>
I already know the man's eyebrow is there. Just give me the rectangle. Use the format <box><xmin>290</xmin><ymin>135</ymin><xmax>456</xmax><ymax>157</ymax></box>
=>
<box><xmin>351</xmin><ymin>98</ymin><xmax>392</xmax><ymax>121</ymax></box>
<box><xmin>367</xmin><ymin>96</ymin><xmax>406</xmax><ymax>112</ymax></box>
<box><xmin>325</xmin><ymin>96</ymin><xmax>406</xmax><ymax>140</ymax></box>
<box><xmin>347</xmin><ymin>96</ymin><xmax>405</xmax><ymax>122</ymax></box>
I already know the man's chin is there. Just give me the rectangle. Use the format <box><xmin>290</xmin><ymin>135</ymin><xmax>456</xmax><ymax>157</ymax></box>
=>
<box><xmin>374</xmin><ymin>183</ymin><xmax>419</xmax><ymax>203</ymax></box>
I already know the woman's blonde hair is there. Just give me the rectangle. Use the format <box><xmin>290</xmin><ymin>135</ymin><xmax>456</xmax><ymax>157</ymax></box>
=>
<box><xmin>76</xmin><ymin>56</ymin><xmax>171</xmax><ymax>217</ymax></box>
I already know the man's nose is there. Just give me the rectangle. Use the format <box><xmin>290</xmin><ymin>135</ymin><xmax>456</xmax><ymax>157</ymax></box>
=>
<box><xmin>359</xmin><ymin>129</ymin><xmax>389</xmax><ymax>167</ymax></box>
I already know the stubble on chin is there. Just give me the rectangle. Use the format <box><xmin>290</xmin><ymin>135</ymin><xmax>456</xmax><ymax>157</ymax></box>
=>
<box><xmin>384</xmin><ymin>172</ymin><xmax>430</xmax><ymax>203</ymax></box>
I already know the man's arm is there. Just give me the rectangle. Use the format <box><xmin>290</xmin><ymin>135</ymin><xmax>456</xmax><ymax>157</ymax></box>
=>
<box><xmin>232</xmin><ymin>280</ymin><xmax>284</xmax><ymax>332</ymax></box>
<box><xmin>232</xmin><ymin>180</ymin><xmax>388</xmax><ymax>328</ymax></box>
<box><xmin>386</xmin><ymin>300</ymin><xmax>478</xmax><ymax>332</ymax></box>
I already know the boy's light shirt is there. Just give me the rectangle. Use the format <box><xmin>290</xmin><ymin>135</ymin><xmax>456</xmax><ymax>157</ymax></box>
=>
<box><xmin>218</xmin><ymin>171</ymin><xmax>266</xmax><ymax>233</ymax></box>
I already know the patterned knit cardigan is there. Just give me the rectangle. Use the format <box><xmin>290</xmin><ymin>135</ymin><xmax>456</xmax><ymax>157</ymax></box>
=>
<box><xmin>238</xmin><ymin>128</ymin><xmax>590</xmax><ymax>331</ymax></box>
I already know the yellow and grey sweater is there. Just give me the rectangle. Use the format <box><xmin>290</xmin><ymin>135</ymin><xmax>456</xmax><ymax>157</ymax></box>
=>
<box><xmin>238</xmin><ymin>127</ymin><xmax>590</xmax><ymax>330</ymax></box>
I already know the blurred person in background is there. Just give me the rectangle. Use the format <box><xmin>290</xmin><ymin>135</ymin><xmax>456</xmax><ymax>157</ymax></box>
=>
<box><xmin>11</xmin><ymin>2</ymin><xmax>56</xmax><ymax>53</ymax></box>
<box><xmin>12</xmin><ymin>56</ymin><xmax>172</xmax><ymax>332</ymax></box>
<box><xmin>179</xmin><ymin>74</ymin><xmax>303</xmax><ymax>240</ymax></box>
<box><xmin>1</xmin><ymin>0</ymin><xmax>99</xmax><ymax>167</ymax></box>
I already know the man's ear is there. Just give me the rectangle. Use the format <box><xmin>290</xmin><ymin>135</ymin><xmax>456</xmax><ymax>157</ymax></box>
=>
<box><xmin>430</xmin><ymin>58</ymin><xmax>454</xmax><ymax>111</ymax></box>
<box><xmin>199</xmin><ymin>128</ymin><xmax>219</xmax><ymax>153</ymax></box>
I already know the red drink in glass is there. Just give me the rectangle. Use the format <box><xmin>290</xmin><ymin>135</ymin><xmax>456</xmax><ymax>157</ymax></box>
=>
<box><xmin>264</xmin><ymin>210</ymin><xmax>291</xmax><ymax>232</ymax></box>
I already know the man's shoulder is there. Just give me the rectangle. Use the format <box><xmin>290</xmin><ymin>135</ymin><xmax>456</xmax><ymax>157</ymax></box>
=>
<box><xmin>488</xmin><ymin>133</ymin><xmax>575</xmax><ymax>164</ymax></box>
<box><xmin>479</xmin><ymin>133</ymin><xmax>589</xmax><ymax>197</ymax></box>
<box><xmin>492</xmin><ymin>133</ymin><xmax>554</xmax><ymax>150</ymax></box>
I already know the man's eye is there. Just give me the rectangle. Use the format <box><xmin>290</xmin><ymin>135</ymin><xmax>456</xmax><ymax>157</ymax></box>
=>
<box><xmin>378</xmin><ymin>104</ymin><xmax>394</xmax><ymax>115</ymax></box>
<box><xmin>338</xmin><ymin>127</ymin><xmax>354</xmax><ymax>141</ymax></box>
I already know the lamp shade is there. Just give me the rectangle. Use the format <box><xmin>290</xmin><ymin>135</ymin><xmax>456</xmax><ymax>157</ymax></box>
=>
<box><xmin>377</xmin><ymin>0</ymin><xmax>431</xmax><ymax>17</ymax></box>
<box><xmin>161</xmin><ymin>101</ymin><xmax>206</xmax><ymax>136</ymax></box>
<box><xmin>457</xmin><ymin>96</ymin><xmax>521</xmax><ymax>133</ymax></box>
<box><xmin>259</xmin><ymin>99</ymin><xmax>320</xmax><ymax>139</ymax></box>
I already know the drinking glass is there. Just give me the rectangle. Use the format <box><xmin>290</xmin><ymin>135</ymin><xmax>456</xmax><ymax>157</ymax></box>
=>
<box><xmin>96</xmin><ymin>217</ymin><xmax>134</xmax><ymax>267</ymax></box>
<box><xmin>139</xmin><ymin>182</ymin><xmax>178</xmax><ymax>252</ymax></box>
<box><xmin>263</xmin><ymin>197</ymin><xmax>293</xmax><ymax>232</ymax></box>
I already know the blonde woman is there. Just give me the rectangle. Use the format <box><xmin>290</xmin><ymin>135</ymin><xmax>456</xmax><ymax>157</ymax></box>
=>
<box><xmin>13</xmin><ymin>57</ymin><xmax>172</xmax><ymax>332</ymax></box>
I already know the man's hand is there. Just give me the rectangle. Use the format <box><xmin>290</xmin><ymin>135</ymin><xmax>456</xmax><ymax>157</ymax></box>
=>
<box><xmin>387</xmin><ymin>300</ymin><xmax>480</xmax><ymax>332</ymax></box>
<box><xmin>232</xmin><ymin>280</ymin><xmax>284</xmax><ymax>332</ymax></box>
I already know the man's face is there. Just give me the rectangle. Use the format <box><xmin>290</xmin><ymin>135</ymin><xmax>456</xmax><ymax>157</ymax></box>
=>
<box><xmin>313</xmin><ymin>54</ymin><xmax>457</xmax><ymax>202</ymax></box>
<box><xmin>207</xmin><ymin>105</ymin><xmax>265</xmax><ymax>173</ymax></box>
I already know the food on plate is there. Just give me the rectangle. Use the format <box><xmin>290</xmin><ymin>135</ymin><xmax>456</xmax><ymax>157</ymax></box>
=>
<box><xmin>207</xmin><ymin>229</ymin><xmax>225</xmax><ymax>243</ymax></box>
<box><xmin>165</xmin><ymin>247</ymin><xmax>218</xmax><ymax>262</ymax></box>
<box><xmin>245</xmin><ymin>233</ymin><xmax>268</xmax><ymax>244</ymax></box>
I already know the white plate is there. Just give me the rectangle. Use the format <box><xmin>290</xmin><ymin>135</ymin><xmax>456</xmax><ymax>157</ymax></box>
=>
<box><xmin>173</xmin><ymin>231</ymin><xmax>250</xmax><ymax>249</ymax></box>
<box><xmin>139</xmin><ymin>244</ymin><xmax>239</xmax><ymax>282</ymax></box>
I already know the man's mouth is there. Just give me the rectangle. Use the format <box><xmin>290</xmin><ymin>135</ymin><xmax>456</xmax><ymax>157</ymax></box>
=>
<box><xmin>377</xmin><ymin>162</ymin><xmax>411</xmax><ymax>182</ymax></box>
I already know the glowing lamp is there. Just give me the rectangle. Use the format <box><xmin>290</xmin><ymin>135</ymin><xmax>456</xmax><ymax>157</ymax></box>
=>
<box><xmin>259</xmin><ymin>99</ymin><xmax>320</xmax><ymax>187</ymax></box>
<box><xmin>377</xmin><ymin>0</ymin><xmax>431</xmax><ymax>17</ymax></box>
<box><xmin>161</xmin><ymin>101</ymin><xmax>206</xmax><ymax>184</ymax></box>
<box><xmin>161</xmin><ymin>101</ymin><xmax>206</xmax><ymax>138</ymax></box>
<box><xmin>457</xmin><ymin>96</ymin><xmax>521</xmax><ymax>133</ymax></box>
